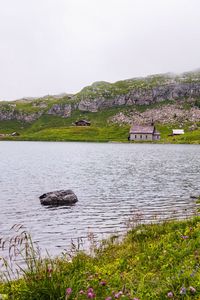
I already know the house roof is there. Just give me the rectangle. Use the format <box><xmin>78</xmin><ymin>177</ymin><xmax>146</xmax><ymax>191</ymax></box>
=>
<box><xmin>75</xmin><ymin>119</ymin><xmax>91</xmax><ymax>124</ymax></box>
<box><xmin>130</xmin><ymin>125</ymin><xmax>155</xmax><ymax>134</ymax></box>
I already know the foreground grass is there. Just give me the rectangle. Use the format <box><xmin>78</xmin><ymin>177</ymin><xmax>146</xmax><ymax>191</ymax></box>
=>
<box><xmin>1</xmin><ymin>217</ymin><xmax>200</xmax><ymax>299</ymax></box>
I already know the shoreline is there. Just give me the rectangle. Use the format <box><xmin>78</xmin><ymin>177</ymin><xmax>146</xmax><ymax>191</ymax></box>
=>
<box><xmin>1</xmin><ymin>214</ymin><xmax>200</xmax><ymax>299</ymax></box>
<box><xmin>0</xmin><ymin>137</ymin><xmax>200</xmax><ymax>145</ymax></box>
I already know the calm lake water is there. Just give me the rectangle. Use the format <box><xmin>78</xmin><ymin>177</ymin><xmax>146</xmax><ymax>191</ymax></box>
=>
<box><xmin>0</xmin><ymin>141</ymin><xmax>200</xmax><ymax>255</ymax></box>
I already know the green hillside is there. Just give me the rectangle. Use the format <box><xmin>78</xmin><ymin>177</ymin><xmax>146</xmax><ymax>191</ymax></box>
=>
<box><xmin>0</xmin><ymin>71</ymin><xmax>200</xmax><ymax>144</ymax></box>
<box><xmin>0</xmin><ymin>104</ymin><xmax>199</xmax><ymax>144</ymax></box>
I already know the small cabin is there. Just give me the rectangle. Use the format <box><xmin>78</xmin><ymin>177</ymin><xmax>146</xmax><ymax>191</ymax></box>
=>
<box><xmin>172</xmin><ymin>129</ymin><xmax>184</xmax><ymax>135</ymax></box>
<box><xmin>11</xmin><ymin>132</ymin><xmax>20</xmax><ymax>136</ymax></box>
<box><xmin>129</xmin><ymin>125</ymin><xmax>160</xmax><ymax>141</ymax></box>
<box><xmin>75</xmin><ymin>120</ymin><xmax>91</xmax><ymax>126</ymax></box>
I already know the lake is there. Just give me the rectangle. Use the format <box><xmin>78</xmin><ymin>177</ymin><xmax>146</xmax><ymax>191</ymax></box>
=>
<box><xmin>0</xmin><ymin>141</ymin><xmax>200</xmax><ymax>255</ymax></box>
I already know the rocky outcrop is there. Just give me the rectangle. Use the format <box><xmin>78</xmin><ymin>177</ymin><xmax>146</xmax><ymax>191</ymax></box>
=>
<box><xmin>39</xmin><ymin>190</ymin><xmax>78</xmax><ymax>206</ymax></box>
<box><xmin>47</xmin><ymin>103</ymin><xmax>72</xmax><ymax>117</ymax></box>
<box><xmin>0</xmin><ymin>108</ymin><xmax>43</xmax><ymax>122</ymax></box>
<box><xmin>1</xmin><ymin>71</ymin><xmax>200</xmax><ymax>122</ymax></box>
<box><xmin>0</xmin><ymin>103</ymin><xmax>75</xmax><ymax>122</ymax></box>
<box><xmin>77</xmin><ymin>82</ymin><xmax>200</xmax><ymax>112</ymax></box>
<box><xmin>109</xmin><ymin>104</ymin><xmax>200</xmax><ymax>126</ymax></box>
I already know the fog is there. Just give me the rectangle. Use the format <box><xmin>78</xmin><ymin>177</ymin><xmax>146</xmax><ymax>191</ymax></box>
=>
<box><xmin>0</xmin><ymin>0</ymin><xmax>200</xmax><ymax>100</ymax></box>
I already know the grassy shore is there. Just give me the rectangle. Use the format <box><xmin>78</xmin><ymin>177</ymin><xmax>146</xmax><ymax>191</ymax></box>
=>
<box><xmin>1</xmin><ymin>124</ymin><xmax>200</xmax><ymax>144</ymax></box>
<box><xmin>1</xmin><ymin>214</ymin><xmax>200</xmax><ymax>299</ymax></box>
<box><xmin>0</xmin><ymin>101</ymin><xmax>200</xmax><ymax>144</ymax></box>
<box><xmin>0</xmin><ymin>116</ymin><xmax>200</xmax><ymax>144</ymax></box>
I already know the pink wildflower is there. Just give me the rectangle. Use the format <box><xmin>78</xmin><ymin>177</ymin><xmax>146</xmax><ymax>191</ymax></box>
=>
<box><xmin>189</xmin><ymin>286</ymin><xmax>196</xmax><ymax>294</ymax></box>
<box><xmin>114</xmin><ymin>291</ymin><xmax>123</xmax><ymax>298</ymax></box>
<box><xmin>167</xmin><ymin>291</ymin><xmax>173</xmax><ymax>298</ymax></box>
<box><xmin>181</xmin><ymin>235</ymin><xmax>189</xmax><ymax>239</ymax></box>
<box><xmin>47</xmin><ymin>264</ymin><xmax>52</xmax><ymax>272</ymax></box>
<box><xmin>87</xmin><ymin>291</ymin><xmax>95</xmax><ymax>299</ymax></box>
<box><xmin>66</xmin><ymin>288</ymin><xmax>72</xmax><ymax>295</ymax></box>
<box><xmin>47</xmin><ymin>264</ymin><xmax>53</xmax><ymax>278</ymax></box>
<box><xmin>100</xmin><ymin>280</ymin><xmax>107</xmax><ymax>286</ymax></box>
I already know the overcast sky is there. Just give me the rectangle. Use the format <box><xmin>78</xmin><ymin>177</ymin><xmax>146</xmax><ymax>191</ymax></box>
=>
<box><xmin>0</xmin><ymin>0</ymin><xmax>200</xmax><ymax>100</ymax></box>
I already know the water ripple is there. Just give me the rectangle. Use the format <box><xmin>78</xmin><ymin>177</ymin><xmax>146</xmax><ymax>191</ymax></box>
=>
<box><xmin>0</xmin><ymin>141</ymin><xmax>200</xmax><ymax>255</ymax></box>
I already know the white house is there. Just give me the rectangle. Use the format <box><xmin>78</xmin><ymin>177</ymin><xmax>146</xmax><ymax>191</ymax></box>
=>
<box><xmin>172</xmin><ymin>129</ymin><xmax>184</xmax><ymax>135</ymax></box>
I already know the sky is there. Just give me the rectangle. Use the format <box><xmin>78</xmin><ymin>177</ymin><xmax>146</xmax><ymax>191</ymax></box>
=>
<box><xmin>0</xmin><ymin>0</ymin><xmax>200</xmax><ymax>100</ymax></box>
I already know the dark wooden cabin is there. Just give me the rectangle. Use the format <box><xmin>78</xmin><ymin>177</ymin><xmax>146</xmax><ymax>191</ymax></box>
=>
<box><xmin>75</xmin><ymin>120</ymin><xmax>91</xmax><ymax>126</ymax></box>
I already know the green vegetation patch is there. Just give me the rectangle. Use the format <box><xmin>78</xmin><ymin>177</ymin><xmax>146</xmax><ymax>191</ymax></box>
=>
<box><xmin>1</xmin><ymin>217</ymin><xmax>200</xmax><ymax>299</ymax></box>
<box><xmin>158</xmin><ymin>124</ymin><xmax>200</xmax><ymax>144</ymax></box>
<box><xmin>20</xmin><ymin>125</ymin><xmax>129</xmax><ymax>142</ymax></box>
<box><xmin>0</xmin><ymin>120</ymin><xmax>30</xmax><ymax>134</ymax></box>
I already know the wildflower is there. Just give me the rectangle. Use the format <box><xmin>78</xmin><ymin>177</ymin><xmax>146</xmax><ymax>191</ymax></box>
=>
<box><xmin>87</xmin><ymin>291</ymin><xmax>96</xmax><ymax>299</ymax></box>
<box><xmin>47</xmin><ymin>264</ymin><xmax>52</xmax><ymax>272</ymax></box>
<box><xmin>180</xmin><ymin>287</ymin><xmax>186</xmax><ymax>295</ymax></box>
<box><xmin>133</xmin><ymin>298</ymin><xmax>140</xmax><ymax>300</ymax></box>
<box><xmin>167</xmin><ymin>291</ymin><xmax>173</xmax><ymax>298</ymax></box>
<box><xmin>181</xmin><ymin>235</ymin><xmax>189</xmax><ymax>239</ymax></box>
<box><xmin>105</xmin><ymin>297</ymin><xmax>112</xmax><ymax>300</ymax></box>
<box><xmin>114</xmin><ymin>291</ymin><xmax>123</xmax><ymax>298</ymax></box>
<box><xmin>189</xmin><ymin>286</ymin><xmax>196</xmax><ymax>294</ymax></box>
<box><xmin>79</xmin><ymin>290</ymin><xmax>85</xmax><ymax>294</ymax></box>
<box><xmin>66</xmin><ymin>288</ymin><xmax>72</xmax><ymax>295</ymax></box>
<box><xmin>87</xmin><ymin>288</ymin><xmax>95</xmax><ymax>298</ymax></box>
<box><xmin>47</xmin><ymin>264</ymin><xmax>53</xmax><ymax>278</ymax></box>
<box><xmin>100</xmin><ymin>280</ymin><xmax>107</xmax><ymax>286</ymax></box>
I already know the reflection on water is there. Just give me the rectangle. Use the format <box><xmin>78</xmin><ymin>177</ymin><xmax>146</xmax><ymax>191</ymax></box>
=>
<box><xmin>0</xmin><ymin>141</ymin><xmax>200</xmax><ymax>255</ymax></box>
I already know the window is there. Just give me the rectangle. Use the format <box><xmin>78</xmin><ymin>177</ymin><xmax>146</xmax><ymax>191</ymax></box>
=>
<box><xmin>140</xmin><ymin>135</ymin><xmax>142</xmax><ymax>139</ymax></box>
<box><xmin>135</xmin><ymin>135</ymin><xmax>137</xmax><ymax>139</ymax></box>
<box><xmin>146</xmin><ymin>135</ymin><xmax>148</xmax><ymax>139</ymax></box>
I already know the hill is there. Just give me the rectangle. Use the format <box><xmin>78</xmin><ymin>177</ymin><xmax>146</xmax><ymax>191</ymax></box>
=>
<box><xmin>0</xmin><ymin>71</ymin><xmax>200</xmax><ymax>143</ymax></box>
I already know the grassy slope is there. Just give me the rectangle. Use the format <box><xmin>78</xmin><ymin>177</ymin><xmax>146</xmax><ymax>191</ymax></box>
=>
<box><xmin>0</xmin><ymin>103</ymin><xmax>199</xmax><ymax>143</ymax></box>
<box><xmin>1</xmin><ymin>216</ymin><xmax>200</xmax><ymax>299</ymax></box>
<box><xmin>0</xmin><ymin>71</ymin><xmax>200</xmax><ymax>143</ymax></box>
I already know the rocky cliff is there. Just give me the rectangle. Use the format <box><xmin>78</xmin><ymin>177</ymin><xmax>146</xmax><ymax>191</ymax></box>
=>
<box><xmin>75</xmin><ymin>73</ymin><xmax>200</xmax><ymax>112</ymax></box>
<box><xmin>0</xmin><ymin>71</ymin><xmax>200</xmax><ymax>122</ymax></box>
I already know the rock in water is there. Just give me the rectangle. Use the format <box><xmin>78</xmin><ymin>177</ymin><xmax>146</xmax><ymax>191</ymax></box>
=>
<box><xmin>39</xmin><ymin>190</ymin><xmax>78</xmax><ymax>206</ymax></box>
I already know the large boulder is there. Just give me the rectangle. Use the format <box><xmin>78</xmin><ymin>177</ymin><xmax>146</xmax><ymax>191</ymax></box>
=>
<box><xmin>39</xmin><ymin>190</ymin><xmax>78</xmax><ymax>206</ymax></box>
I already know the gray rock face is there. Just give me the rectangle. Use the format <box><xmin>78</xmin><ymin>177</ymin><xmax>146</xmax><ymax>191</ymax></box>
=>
<box><xmin>77</xmin><ymin>82</ymin><xmax>200</xmax><ymax>112</ymax></box>
<box><xmin>1</xmin><ymin>76</ymin><xmax>200</xmax><ymax>123</ymax></box>
<box><xmin>0</xmin><ymin>109</ymin><xmax>42</xmax><ymax>122</ymax></box>
<box><xmin>39</xmin><ymin>190</ymin><xmax>78</xmax><ymax>206</ymax></box>
<box><xmin>47</xmin><ymin>103</ymin><xmax>72</xmax><ymax>117</ymax></box>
